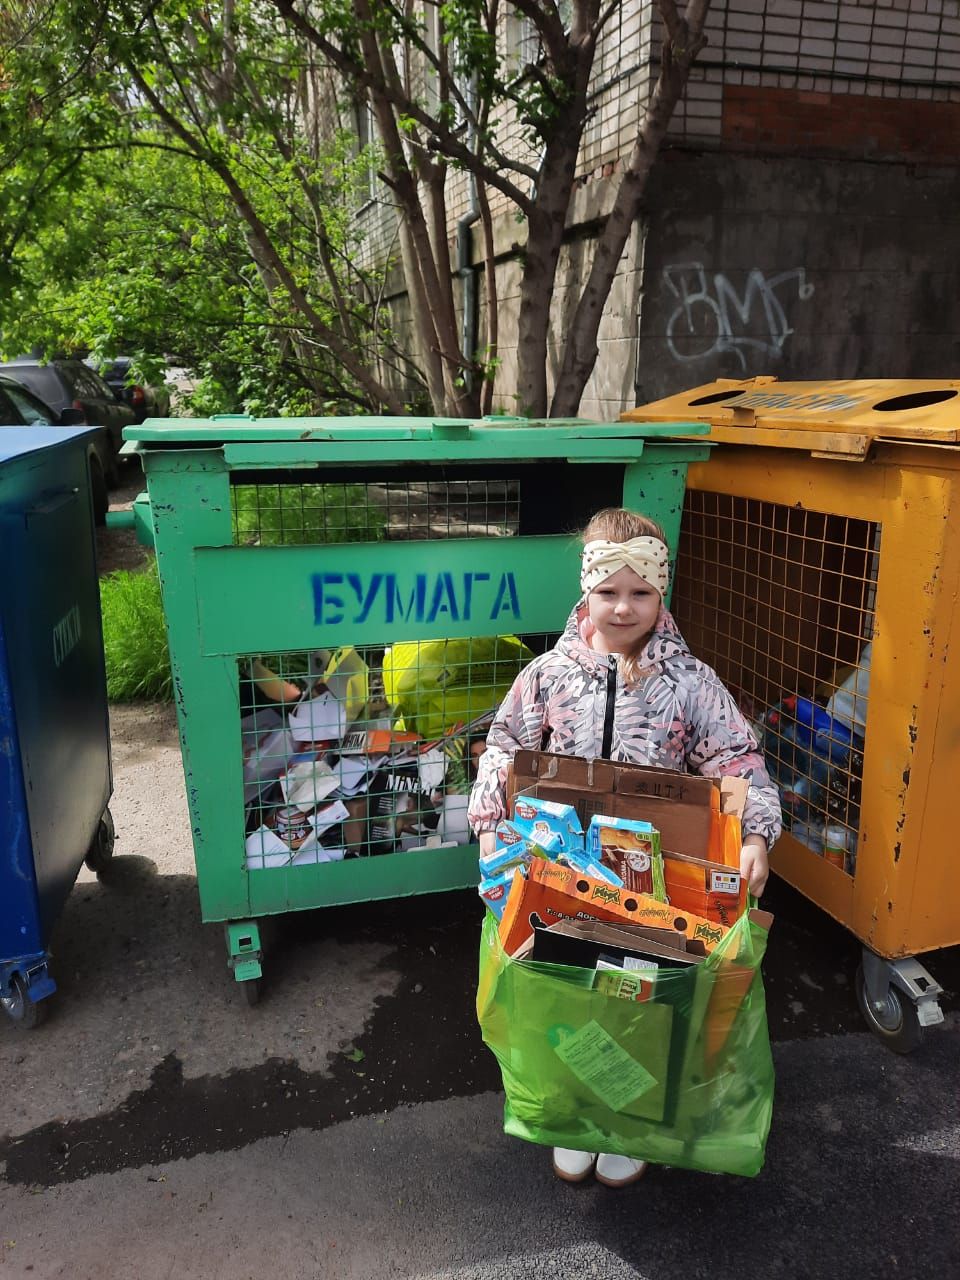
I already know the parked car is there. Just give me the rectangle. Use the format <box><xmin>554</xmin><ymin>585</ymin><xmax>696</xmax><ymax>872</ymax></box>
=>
<box><xmin>90</xmin><ymin>356</ymin><xmax>172</xmax><ymax>424</ymax></box>
<box><xmin>0</xmin><ymin>357</ymin><xmax>136</xmax><ymax>477</ymax></box>
<box><xmin>0</xmin><ymin>374</ymin><xmax>110</xmax><ymax>523</ymax></box>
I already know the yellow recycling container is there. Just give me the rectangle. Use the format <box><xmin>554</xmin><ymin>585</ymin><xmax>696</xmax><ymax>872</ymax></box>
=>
<box><xmin>622</xmin><ymin>378</ymin><xmax>960</xmax><ymax>1052</ymax></box>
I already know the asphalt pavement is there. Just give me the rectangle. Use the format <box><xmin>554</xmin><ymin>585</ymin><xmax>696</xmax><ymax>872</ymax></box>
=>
<box><xmin>1</xmin><ymin>695</ymin><xmax>957</xmax><ymax>1279</ymax></box>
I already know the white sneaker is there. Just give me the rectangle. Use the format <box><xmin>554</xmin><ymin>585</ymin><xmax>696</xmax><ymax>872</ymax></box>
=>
<box><xmin>552</xmin><ymin>1147</ymin><xmax>597</xmax><ymax>1182</ymax></box>
<box><xmin>595</xmin><ymin>1153</ymin><xmax>648</xmax><ymax>1187</ymax></box>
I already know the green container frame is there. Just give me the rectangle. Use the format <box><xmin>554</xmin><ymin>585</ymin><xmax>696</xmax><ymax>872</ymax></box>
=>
<box><xmin>127</xmin><ymin>415</ymin><xmax>709</xmax><ymax>989</ymax></box>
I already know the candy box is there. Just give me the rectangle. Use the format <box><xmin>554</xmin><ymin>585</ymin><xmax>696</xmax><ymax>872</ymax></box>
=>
<box><xmin>495</xmin><ymin>819</ymin><xmax>561</xmax><ymax>856</ymax></box>
<box><xmin>479</xmin><ymin>869</ymin><xmax>516</xmax><ymax>920</ymax></box>
<box><xmin>663</xmin><ymin>850</ymin><xmax>747</xmax><ymax>928</ymax></box>
<box><xmin>479</xmin><ymin>836</ymin><xmax>544</xmax><ymax>880</ymax></box>
<box><xmin>587</xmin><ymin>814</ymin><xmax>666</xmax><ymax>900</ymax></box>
<box><xmin>511</xmin><ymin>794</ymin><xmax>584</xmax><ymax>853</ymax></box>
<box><xmin>555</xmin><ymin>846</ymin><xmax>624</xmax><ymax>888</ymax></box>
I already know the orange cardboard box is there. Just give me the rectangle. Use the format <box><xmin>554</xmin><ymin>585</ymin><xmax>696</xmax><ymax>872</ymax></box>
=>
<box><xmin>663</xmin><ymin>851</ymin><xmax>748</xmax><ymax>928</ymax></box>
<box><xmin>498</xmin><ymin>858</ymin><xmax>729</xmax><ymax>958</ymax></box>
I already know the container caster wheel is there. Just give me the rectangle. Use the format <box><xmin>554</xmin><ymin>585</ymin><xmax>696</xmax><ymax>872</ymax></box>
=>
<box><xmin>1</xmin><ymin>973</ymin><xmax>49</xmax><ymax>1029</ymax></box>
<box><xmin>240</xmin><ymin>978</ymin><xmax>262</xmax><ymax>1007</ymax></box>
<box><xmin>855</xmin><ymin>963</ymin><xmax>923</xmax><ymax>1055</ymax></box>
<box><xmin>85</xmin><ymin>808</ymin><xmax>116</xmax><ymax>875</ymax></box>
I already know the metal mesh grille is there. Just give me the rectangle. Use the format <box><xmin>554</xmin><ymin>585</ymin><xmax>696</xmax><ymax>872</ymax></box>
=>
<box><xmin>231</xmin><ymin>478</ymin><xmax>521</xmax><ymax>546</ymax></box>
<box><xmin>673</xmin><ymin>491</ymin><xmax>879</xmax><ymax>877</ymax></box>
<box><xmin>239</xmin><ymin>635</ymin><xmax>552</xmax><ymax>867</ymax></box>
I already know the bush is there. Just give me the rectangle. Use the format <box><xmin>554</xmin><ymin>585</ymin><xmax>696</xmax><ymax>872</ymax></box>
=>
<box><xmin>100</xmin><ymin>558</ymin><xmax>173</xmax><ymax>701</ymax></box>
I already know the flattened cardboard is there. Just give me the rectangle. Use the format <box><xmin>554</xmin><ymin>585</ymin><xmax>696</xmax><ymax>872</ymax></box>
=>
<box><xmin>702</xmin><ymin>907</ymin><xmax>775</xmax><ymax>1068</ymax></box>
<box><xmin>530</xmin><ymin>916</ymin><xmax>699</xmax><ymax>970</ymax></box>
<box><xmin>544</xmin><ymin>917</ymin><xmax>689</xmax><ymax>953</ymax></box>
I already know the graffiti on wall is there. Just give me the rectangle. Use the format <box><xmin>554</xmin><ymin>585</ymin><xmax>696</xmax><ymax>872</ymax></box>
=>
<box><xmin>662</xmin><ymin>263</ymin><xmax>815</xmax><ymax>368</ymax></box>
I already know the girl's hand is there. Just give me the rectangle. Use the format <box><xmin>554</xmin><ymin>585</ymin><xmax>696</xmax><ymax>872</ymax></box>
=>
<box><xmin>478</xmin><ymin>830</ymin><xmax>497</xmax><ymax>857</ymax></box>
<box><xmin>740</xmin><ymin>835</ymin><xmax>770</xmax><ymax>898</ymax></box>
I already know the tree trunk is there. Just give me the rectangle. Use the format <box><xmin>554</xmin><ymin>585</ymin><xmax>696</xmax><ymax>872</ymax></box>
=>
<box><xmin>513</xmin><ymin>112</ymin><xmax>589</xmax><ymax>417</ymax></box>
<box><xmin>550</xmin><ymin>7</ymin><xmax>709</xmax><ymax>417</ymax></box>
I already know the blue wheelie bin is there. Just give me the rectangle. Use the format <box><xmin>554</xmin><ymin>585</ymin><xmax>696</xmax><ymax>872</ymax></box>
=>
<box><xmin>0</xmin><ymin>427</ymin><xmax>114</xmax><ymax>1028</ymax></box>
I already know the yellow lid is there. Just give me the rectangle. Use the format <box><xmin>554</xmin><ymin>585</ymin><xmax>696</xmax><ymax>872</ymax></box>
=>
<box><xmin>621</xmin><ymin>377</ymin><xmax>960</xmax><ymax>457</ymax></box>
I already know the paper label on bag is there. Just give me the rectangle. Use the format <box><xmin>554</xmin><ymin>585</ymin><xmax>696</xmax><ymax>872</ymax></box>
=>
<box><xmin>711</xmin><ymin>871</ymin><xmax>741</xmax><ymax>895</ymax></box>
<box><xmin>553</xmin><ymin>1020</ymin><xmax>658</xmax><ymax>1111</ymax></box>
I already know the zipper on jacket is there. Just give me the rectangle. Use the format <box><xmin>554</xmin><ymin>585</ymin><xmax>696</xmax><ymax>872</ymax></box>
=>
<box><xmin>600</xmin><ymin>656</ymin><xmax>617</xmax><ymax>758</ymax></box>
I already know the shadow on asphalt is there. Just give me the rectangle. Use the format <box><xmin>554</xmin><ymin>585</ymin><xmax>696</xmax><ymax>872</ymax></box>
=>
<box><xmin>1</xmin><ymin>859</ymin><xmax>957</xmax><ymax>1190</ymax></box>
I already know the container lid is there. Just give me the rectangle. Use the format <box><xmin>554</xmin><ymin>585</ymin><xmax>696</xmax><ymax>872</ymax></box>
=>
<box><xmin>0</xmin><ymin>425</ymin><xmax>97</xmax><ymax>465</ymax></box>
<box><xmin>125</xmin><ymin>413</ymin><xmax>711</xmax><ymax>467</ymax></box>
<box><xmin>126</xmin><ymin>414</ymin><xmax>708</xmax><ymax>445</ymax></box>
<box><xmin>621</xmin><ymin>378</ymin><xmax>960</xmax><ymax>457</ymax></box>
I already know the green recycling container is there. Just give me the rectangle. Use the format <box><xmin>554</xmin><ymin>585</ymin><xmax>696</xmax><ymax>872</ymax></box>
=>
<box><xmin>125</xmin><ymin>414</ymin><xmax>709</xmax><ymax>998</ymax></box>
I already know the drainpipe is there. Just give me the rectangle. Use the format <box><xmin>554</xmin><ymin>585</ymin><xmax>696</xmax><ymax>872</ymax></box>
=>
<box><xmin>457</xmin><ymin>73</ymin><xmax>480</xmax><ymax>393</ymax></box>
<box><xmin>633</xmin><ymin>217</ymin><xmax>650</xmax><ymax>405</ymax></box>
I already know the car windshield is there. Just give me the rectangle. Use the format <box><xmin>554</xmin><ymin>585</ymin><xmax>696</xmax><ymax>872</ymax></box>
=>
<box><xmin>2</xmin><ymin>364</ymin><xmax>64</xmax><ymax>407</ymax></box>
<box><xmin>62</xmin><ymin>364</ymin><xmax>110</xmax><ymax>399</ymax></box>
<box><xmin>3</xmin><ymin>382</ymin><xmax>54</xmax><ymax>425</ymax></box>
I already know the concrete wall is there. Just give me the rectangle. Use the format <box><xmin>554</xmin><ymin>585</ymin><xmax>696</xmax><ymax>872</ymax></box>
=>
<box><xmin>378</xmin><ymin>142</ymin><xmax>960</xmax><ymax>417</ymax></box>
<box><xmin>628</xmin><ymin>149</ymin><xmax>960</xmax><ymax>407</ymax></box>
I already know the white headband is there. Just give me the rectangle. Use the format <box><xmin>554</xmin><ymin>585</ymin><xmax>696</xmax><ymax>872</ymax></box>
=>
<box><xmin>580</xmin><ymin>537</ymin><xmax>670</xmax><ymax>597</ymax></box>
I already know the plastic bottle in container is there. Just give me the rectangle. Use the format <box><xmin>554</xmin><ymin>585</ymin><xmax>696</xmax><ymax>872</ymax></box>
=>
<box><xmin>825</xmin><ymin>643</ymin><xmax>871</xmax><ymax>738</ymax></box>
<box><xmin>789</xmin><ymin>696</ymin><xmax>861</xmax><ymax>765</ymax></box>
<box><xmin>763</xmin><ymin>701</ymin><xmax>809</xmax><ymax>784</ymax></box>
<box><xmin>790</xmin><ymin>820</ymin><xmax>821</xmax><ymax>852</ymax></box>
<box><xmin>823</xmin><ymin>823</ymin><xmax>850</xmax><ymax>871</ymax></box>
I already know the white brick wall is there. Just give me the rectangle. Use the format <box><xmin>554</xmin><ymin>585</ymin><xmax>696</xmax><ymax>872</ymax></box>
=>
<box><xmin>689</xmin><ymin>0</ymin><xmax>960</xmax><ymax>119</ymax></box>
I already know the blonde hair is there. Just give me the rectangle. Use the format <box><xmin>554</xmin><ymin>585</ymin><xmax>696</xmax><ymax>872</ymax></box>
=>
<box><xmin>579</xmin><ymin>508</ymin><xmax>668</xmax><ymax>686</ymax></box>
<box><xmin>580</xmin><ymin>507</ymin><xmax>666</xmax><ymax>546</ymax></box>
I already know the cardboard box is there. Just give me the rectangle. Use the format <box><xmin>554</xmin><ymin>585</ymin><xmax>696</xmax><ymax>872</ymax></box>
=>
<box><xmin>531</xmin><ymin>915</ymin><xmax>690</xmax><ymax>953</ymax></box>
<box><xmin>498</xmin><ymin>858</ymin><xmax>729</xmax><ymax>957</ymax></box>
<box><xmin>587</xmin><ymin>815</ymin><xmax>665</xmax><ymax>899</ymax></box>
<box><xmin>509</xmin><ymin>751</ymin><xmax>747</xmax><ymax>868</ymax></box>
<box><xmin>703</xmin><ymin>907</ymin><xmax>774</xmax><ymax>1068</ymax></box>
<box><xmin>663</xmin><ymin>850</ymin><xmax>747</xmax><ymax>929</ymax></box>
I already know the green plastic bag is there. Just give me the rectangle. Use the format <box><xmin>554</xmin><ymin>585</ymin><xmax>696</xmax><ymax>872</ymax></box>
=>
<box><xmin>476</xmin><ymin>910</ymin><xmax>775</xmax><ymax>1177</ymax></box>
<box><xmin>381</xmin><ymin>635</ymin><xmax>533</xmax><ymax>740</ymax></box>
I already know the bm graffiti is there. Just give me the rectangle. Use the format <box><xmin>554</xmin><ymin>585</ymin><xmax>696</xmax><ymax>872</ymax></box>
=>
<box><xmin>312</xmin><ymin>570</ymin><xmax>521</xmax><ymax>626</ymax></box>
<box><xmin>663</xmin><ymin>263</ymin><xmax>815</xmax><ymax>369</ymax></box>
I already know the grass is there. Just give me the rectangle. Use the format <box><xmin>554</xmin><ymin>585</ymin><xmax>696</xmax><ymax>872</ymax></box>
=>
<box><xmin>100</xmin><ymin>557</ymin><xmax>173</xmax><ymax>701</ymax></box>
<box><xmin>101</xmin><ymin>485</ymin><xmax>387</xmax><ymax>701</ymax></box>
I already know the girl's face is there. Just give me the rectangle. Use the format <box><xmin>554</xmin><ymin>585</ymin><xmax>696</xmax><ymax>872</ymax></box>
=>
<box><xmin>587</xmin><ymin>566</ymin><xmax>660</xmax><ymax>655</ymax></box>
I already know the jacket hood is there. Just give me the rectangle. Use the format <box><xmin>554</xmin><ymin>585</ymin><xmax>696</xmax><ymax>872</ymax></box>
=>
<box><xmin>555</xmin><ymin>599</ymin><xmax>691</xmax><ymax>679</ymax></box>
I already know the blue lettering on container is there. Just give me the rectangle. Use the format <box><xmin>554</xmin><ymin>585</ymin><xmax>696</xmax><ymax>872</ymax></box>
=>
<box><xmin>311</xmin><ymin>570</ymin><xmax>520</xmax><ymax>627</ymax></box>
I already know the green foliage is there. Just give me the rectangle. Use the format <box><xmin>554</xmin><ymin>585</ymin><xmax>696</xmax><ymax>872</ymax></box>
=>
<box><xmin>0</xmin><ymin>1</ymin><xmax>419</xmax><ymax>414</ymax></box>
<box><xmin>99</xmin><ymin>559</ymin><xmax>173</xmax><ymax>702</ymax></box>
<box><xmin>231</xmin><ymin>482</ymin><xmax>388</xmax><ymax>546</ymax></box>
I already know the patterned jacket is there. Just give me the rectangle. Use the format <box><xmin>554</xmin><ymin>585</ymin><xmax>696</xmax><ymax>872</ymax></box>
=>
<box><xmin>468</xmin><ymin>602</ymin><xmax>782</xmax><ymax>846</ymax></box>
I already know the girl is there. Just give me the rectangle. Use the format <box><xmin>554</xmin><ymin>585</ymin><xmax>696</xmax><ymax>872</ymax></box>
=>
<box><xmin>468</xmin><ymin>508</ymin><xmax>781</xmax><ymax>1189</ymax></box>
